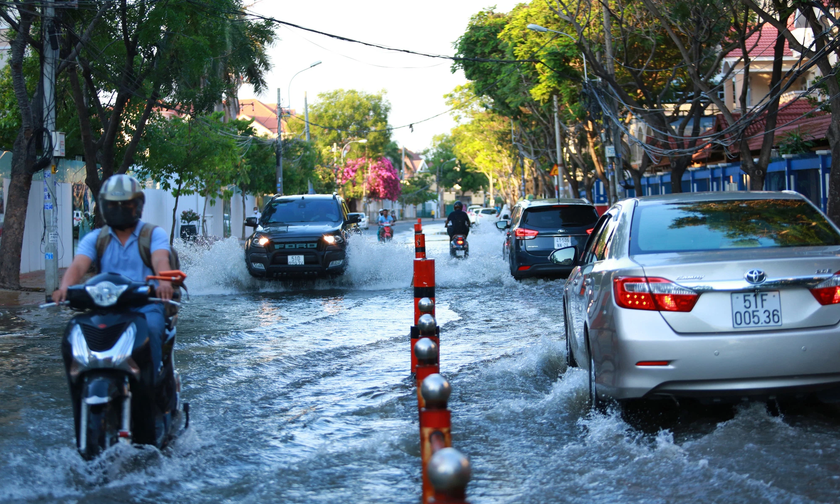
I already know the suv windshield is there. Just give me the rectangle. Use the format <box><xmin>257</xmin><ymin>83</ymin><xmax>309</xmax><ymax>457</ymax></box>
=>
<box><xmin>630</xmin><ymin>199</ymin><xmax>840</xmax><ymax>254</ymax></box>
<box><xmin>263</xmin><ymin>198</ymin><xmax>341</xmax><ymax>224</ymax></box>
<box><xmin>523</xmin><ymin>205</ymin><xmax>599</xmax><ymax>228</ymax></box>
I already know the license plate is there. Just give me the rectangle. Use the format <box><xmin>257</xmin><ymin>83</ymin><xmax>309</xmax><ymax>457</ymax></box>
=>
<box><xmin>731</xmin><ymin>291</ymin><xmax>782</xmax><ymax>328</ymax></box>
<box><xmin>456</xmin><ymin>250</ymin><xmax>465</xmax><ymax>256</ymax></box>
<box><xmin>288</xmin><ymin>255</ymin><xmax>304</xmax><ymax>265</ymax></box>
<box><xmin>554</xmin><ymin>236</ymin><xmax>572</xmax><ymax>248</ymax></box>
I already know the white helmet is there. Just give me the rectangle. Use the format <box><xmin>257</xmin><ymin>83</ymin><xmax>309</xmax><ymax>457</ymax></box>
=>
<box><xmin>98</xmin><ymin>174</ymin><xmax>145</xmax><ymax>230</ymax></box>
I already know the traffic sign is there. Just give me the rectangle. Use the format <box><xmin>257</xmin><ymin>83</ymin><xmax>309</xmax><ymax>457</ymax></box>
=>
<box><xmin>549</xmin><ymin>164</ymin><xmax>558</xmax><ymax>176</ymax></box>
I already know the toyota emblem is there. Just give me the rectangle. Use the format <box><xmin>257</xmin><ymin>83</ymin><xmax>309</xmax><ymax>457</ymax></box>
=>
<box><xmin>745</xmin><ymin>269</ymin><xmax>767</xmax><ymax>284</ymax></box>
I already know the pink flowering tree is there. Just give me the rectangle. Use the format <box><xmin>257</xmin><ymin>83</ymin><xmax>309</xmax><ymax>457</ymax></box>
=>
<box><xmin>339</xmin><ymin>156</ymin><xmax>401</xmax><ymax>201</ymax></box>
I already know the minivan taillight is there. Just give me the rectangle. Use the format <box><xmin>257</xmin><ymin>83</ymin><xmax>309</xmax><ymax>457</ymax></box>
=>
<box><xmin>810</xmin><ymin>273</ymin><xmax>840</xmax><ymax>305</ymax></box>
<box><xmin>614</xmin><ymin>277</ymin><xmax>699</xmax><ymax>312</ymax></box>
<box><xmin>514</xmin><ymin>228</ymin><xmax>539</xmax><ymax>240</ymax></box>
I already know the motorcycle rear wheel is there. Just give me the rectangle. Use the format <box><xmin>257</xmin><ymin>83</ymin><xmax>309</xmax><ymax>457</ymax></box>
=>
<box><xmin>82</xmin><ymin>403</ymin><xmax>121</xmax><ymax>460</ymax></box>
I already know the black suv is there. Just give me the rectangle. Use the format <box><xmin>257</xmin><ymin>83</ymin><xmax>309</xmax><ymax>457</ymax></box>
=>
<box><xmin>244</xmin><ymin>194</ymin><xmax>360</xmax><ymax>278</ymax></box>
<box><xmin>497</xmin><ymin>198</ymin><xmax>599</xmax><ymax>279</ymax></box>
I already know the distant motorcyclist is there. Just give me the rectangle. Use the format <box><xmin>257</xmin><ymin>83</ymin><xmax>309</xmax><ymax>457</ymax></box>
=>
<box><xmin>445</xmin><ymin>201</ymin><xmax>471</xmax><ymax>239</ymax></box>
<box><xmin>377</xmin><ymin>209</ymin><xmax>394</xmax><ymax>241</ymax></box>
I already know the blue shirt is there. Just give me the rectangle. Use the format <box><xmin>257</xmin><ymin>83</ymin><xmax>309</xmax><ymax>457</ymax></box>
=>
<box><xmin>76</xmin><ymin>220</ymin><xmax>171</xmax><ymax>282</ymax></box>
<box><xmin>378</xmin><ymin>215</ymin><xmax>394</xmax><ymax>226</ymax></box>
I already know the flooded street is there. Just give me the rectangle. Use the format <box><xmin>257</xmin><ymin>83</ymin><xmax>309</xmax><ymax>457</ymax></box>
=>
<box><xmin>3</xmin><ymin>222</ymin><xmax>840</xmax><ymax>503</ymax></box>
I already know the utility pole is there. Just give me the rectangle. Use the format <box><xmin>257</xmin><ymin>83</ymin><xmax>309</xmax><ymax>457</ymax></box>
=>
<box><xmin>603</xmin><ymin>3</ymin><xmax>623</xmax><ymax>202</ymax></box>
<box><xmin>304</xmin><ymin>91</ymin><xmax>311</xmax><ymax>142</ymax></box>
<box><xmin>43</xmin><ymin>0</ymin><xmax>58</xmax><ymax>299</ymax></box>
<box><xmin>554</xmin><ymin>95</ymin><xmax>565</xmax><ymax>198</ymax></box>
<box><xmin>276</xmin><ymin>88</ymin><xmax>283</xmax><ymax>195</ymax></box>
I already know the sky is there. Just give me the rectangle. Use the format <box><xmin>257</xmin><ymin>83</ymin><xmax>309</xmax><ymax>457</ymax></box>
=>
<box><xmin>238</xmin><ymin>0</ymin><xmax>523</xmax><ymax>155</ymax></box>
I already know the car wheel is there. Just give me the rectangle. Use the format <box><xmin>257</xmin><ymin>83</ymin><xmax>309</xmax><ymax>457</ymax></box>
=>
<box><xmin>563</xmin><ymin>301</ymin><xmax>577</xmax><ymax>368</ymax></box>
<box><xmin>587</xmin><ymin>336</ymin><xmax>606</xmax><ymax>413</ymax></box>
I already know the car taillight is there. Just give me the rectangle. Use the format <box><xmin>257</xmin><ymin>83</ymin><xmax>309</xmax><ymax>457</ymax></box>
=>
<box><xmin>810</xmin><ymin>273</ymin><xmax>840</xmax><ymax>305</ymax></box>
<box><xmin>586</xmin><ymin>227</ymin><xmax>594</xmax><ymax>235</ymax></box>
<box><xmin>614</xmin><ymin>277</ymin><xmax>699</xmax><ymax>312</ymax></box>
<box><xmin>514</xmin><ymin>228</ymin><xmax>539</xmax><ymax>240</ymax></box>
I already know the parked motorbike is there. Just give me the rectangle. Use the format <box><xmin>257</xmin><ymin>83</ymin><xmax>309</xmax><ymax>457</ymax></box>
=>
<box><xmin>42</xmin><ymin>271</ymin><xmax>189</xmax><ymax>460</ymax></box>
<box><xmin>378</xmin><ymin>224</ymin><xmax>393</xmax><ymax>242</ymax></box>
<box><xmin>450</xmin><ymin>234</ymin><xmax>469</xmax><ymax>258</ymax></box>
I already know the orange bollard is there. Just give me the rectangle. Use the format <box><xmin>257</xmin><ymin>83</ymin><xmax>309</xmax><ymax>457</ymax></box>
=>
<box><xmin>428</xmin><ymin>448</ymin><xmax>472</xmax><ymax>504</ymax></box>
<box><xmin>414</xmin><ymin>259</ymin><xmax>435</xmax><ymax>325</ymax></box>
<box><xmin>411</xmin><ymin>312</ymin><xmax>439</xmax><ymax>375</ymax></box>
<box><xmin>420</xmin><ymin>374</ymin><xmax>452</xmax><ymax>504</ymax></box>
<box><xmin>415</xmin><ymin>219</ymin><xmax>426</xmax><ymax>259</ymax></box>
<box><xmin>414</xmin><ymin>338</ymin><xmax>440</xmax><ymax>409</ymax></box>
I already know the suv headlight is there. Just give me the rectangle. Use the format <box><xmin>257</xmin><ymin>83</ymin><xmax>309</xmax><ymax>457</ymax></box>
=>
<box><xmin>323</xmin><ymin>233</ymin><xmax>344</xmax><ymax>245</ymax></box>
<box><xmin>253</xmin><ymin>234</ymin><xmax>270</xmax><ymax>247</ymax></box>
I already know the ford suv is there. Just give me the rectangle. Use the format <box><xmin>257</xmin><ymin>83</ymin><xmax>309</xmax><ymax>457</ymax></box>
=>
<box><xmin>244</xmin><ymin>194</ymin><xmax>360</xmax><ymax>278</ymax></box>
<box><xmin>497</xmin><ymin>198</ymin><xmax>599</xmax><ymax>279</ymax></box>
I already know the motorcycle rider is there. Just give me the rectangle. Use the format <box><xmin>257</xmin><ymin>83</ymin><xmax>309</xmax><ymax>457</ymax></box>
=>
<box><xmin>377</xmin><ymin>208</ymin><xmax>394</xmax><ymax>241</ymax></box>
<box><xmin>52</xmin><ymin>174</ymin><xmax>173</xmax><ymax>377</ymax></box>
<box><xmin>445</xmin><ymin>201</ymin><xmax>471</xmax><ymax>240</ymax></box>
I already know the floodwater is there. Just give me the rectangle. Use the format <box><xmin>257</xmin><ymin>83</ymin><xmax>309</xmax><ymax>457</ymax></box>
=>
<box><xmin>2</xmin><ymin>222</ymin><xmax>840</xmax><ymax>503</ymax></box>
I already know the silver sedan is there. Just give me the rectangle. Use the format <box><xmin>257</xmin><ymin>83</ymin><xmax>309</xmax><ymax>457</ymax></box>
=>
<box><xmin>554</xmin><ymin>191</ymin><xmax>840</xmax><ymax>409</ymax></box>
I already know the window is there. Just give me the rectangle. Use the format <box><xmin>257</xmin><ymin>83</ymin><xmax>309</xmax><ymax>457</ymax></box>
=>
<box><xmin>264</xmin><ymin>199</ymin><xmax>342</xmax><ymax>223</ymax></box>
<box><xmin>630</xmin><ymin>199</ymin><xmax>840</xmax><ymax>254</ymax></box>
<box><xmin>522</xmin><ymin>206</ymin><xmax>599</xmax><ymax>228</ymax></box>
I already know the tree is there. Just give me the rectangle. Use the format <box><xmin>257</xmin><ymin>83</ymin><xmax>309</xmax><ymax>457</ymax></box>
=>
<box><xmin>59</xmin><ymin>0</ymin><xmax>274</xmax><ymax>224</ymax></box>
<box><xmin>137</xmin><ymin>113</ymin><xmax>248</xmax><ymax>243</ymax></box>
<box><xmin>288</xmin><ymin>89</ymin><xmax>395</xmax><ymax>205</ymax></box>
<box><xmin>0</xmin><ymin>1</ymin><xmax>108</xmax><ymax>288</ymax></box>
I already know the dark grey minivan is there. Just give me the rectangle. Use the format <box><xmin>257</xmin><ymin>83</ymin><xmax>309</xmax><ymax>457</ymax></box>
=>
<box><xmin>497</xmin><ymin>198</ymin><xmax>599</xmax><ymax>279</ymax></box>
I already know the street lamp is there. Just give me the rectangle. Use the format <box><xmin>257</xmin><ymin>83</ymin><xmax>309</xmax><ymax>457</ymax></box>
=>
<box><xmin>287</xmin><ymin>60</ymin><xmax>322</xmax><ymax>110</ymax></box>
<box><xmin>276</xmin><ymin>60</ymin><xmax>322</xmax><ymax>195</ymax></box>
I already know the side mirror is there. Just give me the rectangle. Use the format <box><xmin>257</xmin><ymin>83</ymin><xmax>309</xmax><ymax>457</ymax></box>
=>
<box><xmin>549</xmin><ymin>246</ymin><xmax>576</xmax><ymax>266</ymax></box>
<box><xmin>495</xmin><ymin>220</ymin><xmax>509</xmax><ymax>230</ymax></box>
<box><xmin>245</xmin><ymin>217</ymin><xmax>258</xmax><ymax>227</ymax></box>
<box><xmin>347</xmin><ymin>214</ymin><xmax>361</xmax><ymax>224</ymax></box>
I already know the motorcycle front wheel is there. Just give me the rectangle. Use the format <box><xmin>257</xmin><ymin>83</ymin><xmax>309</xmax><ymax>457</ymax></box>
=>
<box><xmin>81</xmin><ymin>402</ymin><xmax>121</xmax><ymax>460</ymax></box>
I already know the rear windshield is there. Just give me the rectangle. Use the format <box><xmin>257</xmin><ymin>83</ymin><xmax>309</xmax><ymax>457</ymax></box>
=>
<box><xmin>630</xmin><ymin>199</ymin><xmax>840</xmax><ymax>254</ymax></box>
<box><xmin>480</xmin><ymin>209</ymin><xmax>496</xmax><ymax>215</ymax></box>
<box><xmin>263</xmin><ymin>198</ymin><xmax>342</xmax><ymax>224</ymax></box>
<box><xmin>522</xmin><ymin>206</ymin><xmax>599</xmax><ymax>228</ymax></box>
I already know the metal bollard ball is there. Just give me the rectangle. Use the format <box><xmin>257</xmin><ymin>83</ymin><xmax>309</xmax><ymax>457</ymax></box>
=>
<box><xmin>414</xmin><ymin>338</ymin><xmax>439</xmax><ymax>361</ymax></box>
<box><xmin>418</xmin><ymin>297</ymin><xmax>435</xmax><ymax>314</ymax></box>
<box><xmin>421</xmin><ymin>373</ymin><xmax>451</xmax><ymax>408</ymax></box>
<box><xmin>428</xmin><ymin>447</ymin><xmax>471</xmax><ymax>492</ymax></box>
<box><xmin>418</xmin><ymin>313</ymin><xmax>437</xmax><ymax>334</ymax></box>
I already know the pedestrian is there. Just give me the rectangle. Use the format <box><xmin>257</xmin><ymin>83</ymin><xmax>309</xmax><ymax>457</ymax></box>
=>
<box><xmin>78</xmin><ymin>211</ymin><xmax>91</xmax><ymax>242</ymax></box>
<box><xmin>253</xmin><ymin>206</ymin><xmax>261</xmax><ymax>220</ymax></box>
<box><xmin>52</xmin><ymin>174</ymin><xmax>173</xmax><ymax>377</ymax></box>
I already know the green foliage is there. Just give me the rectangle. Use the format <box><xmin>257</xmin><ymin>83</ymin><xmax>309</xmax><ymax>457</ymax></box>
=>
<box><xmin>399</xmin><ymin>172</ymin><xmax>437</xmax><ymax>206</ymax></box>
<box><xmin>288</xmin><ymin>89</ymin><xmax>393</xmax><ymax>200</ymax></box>
<box><xmin>778</xmin><ymin>128</ymin><xmax>816</xmax><ymax>155</ymax></box>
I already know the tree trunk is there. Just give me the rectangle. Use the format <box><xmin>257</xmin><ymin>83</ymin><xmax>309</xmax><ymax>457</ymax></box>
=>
<box><xmin>169</xmin><ymin>180</ymin><xmax>184</xmax><ymax>245</ymax></box>
<box><xmin>670</xmin><ymin>156</ymin><xmax>692</xmax><ymax>193</ymax></box>
<box><xmin>0</xmin><ymin>139</ymin><xmax>34</xmax><ymax>289</ymax></box>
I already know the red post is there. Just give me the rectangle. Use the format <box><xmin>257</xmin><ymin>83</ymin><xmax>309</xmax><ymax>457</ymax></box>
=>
<box><xmin>420</xmin><ymin>374</ymin><xmax>451</xmax><ymax>504</ymax></box>
<box><xmin>413</xmin><ymin>259</ymin><xmax>435</xmax><ymax>325</ymax></box>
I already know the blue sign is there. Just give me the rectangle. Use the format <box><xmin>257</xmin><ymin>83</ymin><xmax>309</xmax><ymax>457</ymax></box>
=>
<box><xmin>44</xmin><ymin>203</ymin><xmax>53</xmax><ymax>210</ymax></box>
<box><xmin>45</xmin><ymin>253</ymin><xmax>53</xmax><ymax>260</ymax></box>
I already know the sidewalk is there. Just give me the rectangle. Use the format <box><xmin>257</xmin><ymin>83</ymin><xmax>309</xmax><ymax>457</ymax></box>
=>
<box><xmin>0</xmin><ymin>269</ymin><xmax>66</xmax><ymax>308</ymax></box>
